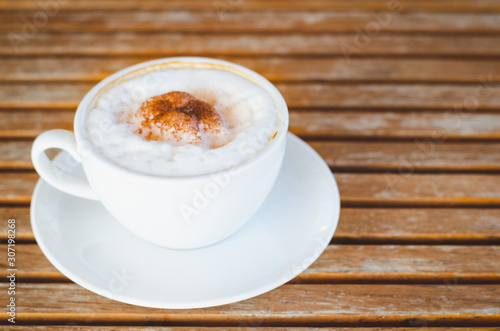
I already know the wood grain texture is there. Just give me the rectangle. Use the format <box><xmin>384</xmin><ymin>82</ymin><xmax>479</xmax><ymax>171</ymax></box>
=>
<box><xmin>1</xmin><ymin>172</ymin><xmax>500</xmax><ymax>206</ymax></box>
<box><xmin>2</xmin><ymin>57</ymin><xmax>500</xmax><ymax>83</ymax></box>
<box><xmin>3</xmin><ymin>33</ymin><xmax>500</xmax><ymax>56</ymax></box>
<box><xmin>2</xmin><ymin>11</ymin><xmax>500</xmax><ymax>33</ymax></box>
<box><xmin>1</xmin><ymin>244</ymin><xmax>499</xmax><ymax>284</ymax></box>
<box><xmin>2</xmin><ymin>82</ymin><xmax>500</xmax><ymax>110</ymax></box>
<box><xmin>1</xmin><ymin>283</ymin><xmax>499</xmax><ymax>326</ymax></box>
<box><xmin>3</xmin><ymin>109</ymin><xmax>500</xmax><ymax>140</ymax></box>
<box><xmin>3</xmin><ymin>207</ymin><xmax>500</xmax><ymax>244</ymax></box>
<box><xmin>1</xmin><ymin>0</ymin><xmax>500</xmax><ymax>11</ymax></box>
<box><xmin>4</xmin><ymin>140</ymin><xmax>500</xmax><ymax>172</ymax></box>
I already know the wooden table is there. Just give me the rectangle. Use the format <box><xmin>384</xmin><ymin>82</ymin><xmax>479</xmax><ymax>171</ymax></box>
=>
<box><xmin>1</xmin><ymin>0</ymin><xmax>500</xmax><ymax>329</ymax></box>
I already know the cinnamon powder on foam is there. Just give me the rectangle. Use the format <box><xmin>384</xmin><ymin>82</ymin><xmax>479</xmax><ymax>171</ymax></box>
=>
<box><xmin>130</xmin><ymin>91</ymin><xmax>229</xmax><ymax>148</ymax></box>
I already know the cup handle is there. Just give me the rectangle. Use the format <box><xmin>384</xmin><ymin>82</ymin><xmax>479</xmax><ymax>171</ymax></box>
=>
<box><xmin>31</xmin><ymin>129</ymin><xmax>99</xmax><ymax>200</ymax></box>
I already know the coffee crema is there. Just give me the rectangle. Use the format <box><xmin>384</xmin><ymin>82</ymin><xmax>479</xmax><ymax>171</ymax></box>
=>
<box><xmin>84</xmin><ymin>64</ymin><xmax>279</xmax><ymax>177</ymax></box>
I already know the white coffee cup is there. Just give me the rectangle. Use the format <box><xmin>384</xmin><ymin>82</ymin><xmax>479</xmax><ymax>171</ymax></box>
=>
<box><xmin>31</xmin><ymin>57</ymin><xmax>289</xmax><ymax>249</ymax></box>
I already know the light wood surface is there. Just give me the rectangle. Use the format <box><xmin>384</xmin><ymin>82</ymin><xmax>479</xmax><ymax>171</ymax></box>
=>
<box><xmin>0</xmin><ymin>0</ymin><xmax>499</xmax><ymax>328</ymax></box>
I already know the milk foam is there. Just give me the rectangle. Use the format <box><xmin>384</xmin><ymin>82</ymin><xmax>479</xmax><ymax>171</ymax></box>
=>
<box><xmin>84</xmin><ymin>66</ymin><xmax>279</xmax><ymax>177</ymax></box>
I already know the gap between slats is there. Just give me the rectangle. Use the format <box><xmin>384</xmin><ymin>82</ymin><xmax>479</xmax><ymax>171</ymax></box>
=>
<box><xmin>2</xmin><ymin>271</ymin><xmax>499</xmax><ymax>284</ymax></box>
<box><xmin>6</xmin><ymin>328</ymin><xmax>500</xmax><ymax>331</ymax></box>
<box><xmin>1</xmin><ymin>313</ymin><xmax>499</xmax><ymax>327</ymax></box>
<box><xmin>3</xmin><ymin>232</ymin><xmax>500</xmax><ymax>245</ymax></box>
<box><xmin>5</xmin><ymin>328</ymin><xmax>500</xmax><ymax>331</ymax></box>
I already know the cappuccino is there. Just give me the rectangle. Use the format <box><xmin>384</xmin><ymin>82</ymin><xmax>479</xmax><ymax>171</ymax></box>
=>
<box><xmin>84</xmin><ymin>63</ymin><xmax>280</xmax><ymax>177</ymax></box>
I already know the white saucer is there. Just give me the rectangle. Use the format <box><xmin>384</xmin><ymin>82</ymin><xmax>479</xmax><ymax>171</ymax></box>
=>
<box><xmin>31</xmin><ymin>133</ymin><xmax>340</xmax><ymax>309</ymax></box>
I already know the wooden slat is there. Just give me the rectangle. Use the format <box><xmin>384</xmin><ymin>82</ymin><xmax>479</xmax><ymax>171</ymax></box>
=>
<box><xmin>4</xmin><ymin>140</ymin><xmax>500</xmax><ymax>172</ymax></box>
<box><xmin>301</xmin><ymin>245</ymin><xmax>500</xmax><ymax>283</ymax></box>
<box><xmin>0</xmin><ymin>83</ymin><xmax>87</xmax><ymax>109</ymax></box>
<box><xmin>2</xmin><ymin>207</ymin><xmax>500</xmax><ymax>244</ymax></box>
<box><xmin>281</xmin><ymin>84</ymin><xmax>500</xmax><ymax>110</ymax></box>
<box><xmin>1</xmin><ymin>0</ymin><xmax>499</xmax><ymax>11</ymax></box>
<box><xmin>0</xmin><ymin>140</ymin><xmax>33</xmax><ymax>169</ymax></box>
<box><xmin>0</xmin><ymin>172</ymin><xmax>38</xmax><ymax>204</ymax></box>
<box><xmin>0</xmin><ymin>207</ymin><xmax>33</xmax><ymax>241</ymax></box>
<box><xmin>2</xmin><ymin>172</ymin><xmax>500</xmax><ymax>206</ymax></box>
<box><xmin>337</xmin><ymin>173</ymin><xmax>500</xmax><ymax>207</ymax></box>
<box><xmin>2</xmin><ymin>109</ymin><xmax>500</xmax><ymax>141</ymax></box>
<box><xmin>0</xmin><ymin>109</ymin><xmax>74</xmax><ymax>138</ymax></box>
<box><xmin>336</xmin><ymin>208</ymin><xmax>500</xmax><ymax>244</ymax></box>
<box><xmin>289</xmin><ymin>111</ymin><xmax>500</xmax><ymax>141</ymax></box>
<box><xmin>2</xmin><ymin>11</ymin><xmax>500</xmax><ymax>33</ymax></box>
<box><xmin>1</xmin><ymin>57</ymin><xmax>500</xmax><ymax>83</ymax></box>
<box><xmin>311</xmin><ymin>141</ymin><xmax>500</xmax><ymax>173</ymax></box>
<box><xmin>2</xmin><ymin>82</ymin><xmax>500</xmax><ymax>110</ymax></box>
<box><xmin>1</xmin><ymin>283</ymin><xmax>499</xmax><ymax>326</ymax></box>
<box><xmin>3</xmin><ymin>33</ymin><xmax>500</xmax><ymax>56</ymax></box>
<box><xmin>1</xmin><ymin>244</ymin><xmax>498</xmax><ymax>283</ymax></box>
